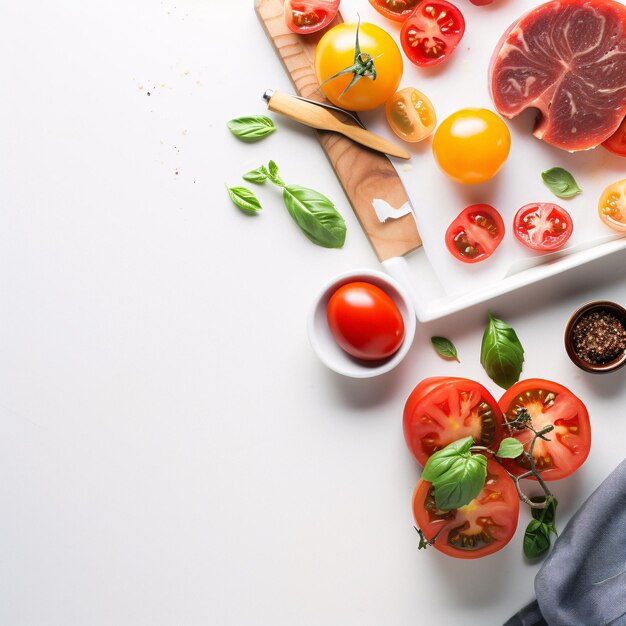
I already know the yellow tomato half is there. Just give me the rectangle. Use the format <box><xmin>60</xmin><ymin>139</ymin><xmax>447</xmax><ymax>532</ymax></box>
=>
<box><xmin>385</xmin><ymin>88</ymin><xmax>436</xmax><ymax>143</ymax></box>
<box><xmin>599</xmin><ymin>179</ymin><xmax>626</xmax><ymax>231</ymax></box>
<box><xmin>432</xmin><ymin>108</ymin><xmax>511</xmax><ymax>184</ymax></box>
<box><xmin>314</xmin><ymin>22</ymin><xmax>403</xmax><ymax>111</ymax></box>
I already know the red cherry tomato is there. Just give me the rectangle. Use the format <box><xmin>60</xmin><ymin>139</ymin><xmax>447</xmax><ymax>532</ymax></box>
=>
<box><xmin>326</xmin><ymin>282</ymin><xmax>404</xmax><ymax>361</ymax></box>
<box><xmin>368</xmin><ymin>0</ymin><xmax>421</xmax><ymax>22</ymax></box>
<box><xmin>284</xmin><ymin>0</ymin><xmax>340</xmax><ymax>34</ymax></box>
<box><xmin>400</xmin><ymin>1</ymin><xmax>465</xmax><ymax>67</ymax></box>
<box><xmin>513</xmin><ymin>203</ymin><xmax>573</xmax><ymax>252</ymax></box>
<box><xmin>603</xmin><ymin>117</ymin><xmax>626</xmax><ymax>156</ymax></box>
<box><xmin>413</xmin><ymin>459</ymin><xmax>519</xmax><ymax>558</ymax></box>
<box><xmin>469</xmin><ymin>0</ymin><xmax>494</xmax><ymax>5</ymax></box>
<box><xmin>445</xmin><ymin>204</ymin><xmax>505</xmax><ymax>263</ymax></box>
<box><xmin>403</xmin><ymin>377</ymin><xmax>504</xmax><ymax>466</ymax></box>
<box><xmin>498</xmin><ymin>379</ymin><xmax>591</xmax><ymax>481</ymax></box>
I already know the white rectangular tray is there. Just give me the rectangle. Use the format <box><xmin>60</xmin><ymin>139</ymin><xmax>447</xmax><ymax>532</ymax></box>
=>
<box><xmin>346</xmin><ymin>0</ymin><xmax>626</xmax><ymax>321</ymax></box>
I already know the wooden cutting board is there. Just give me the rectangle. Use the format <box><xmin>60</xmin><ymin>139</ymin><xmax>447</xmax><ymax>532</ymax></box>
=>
<box><xmin>255</xmin><ymin>0</ymin><xmax>422</xmax><ymax>262</ymax></box>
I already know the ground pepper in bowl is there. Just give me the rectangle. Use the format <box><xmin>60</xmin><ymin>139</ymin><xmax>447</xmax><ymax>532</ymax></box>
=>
<box><xmin>565</xmin><ymin>301</ymin><xmax>626</xmax><ymax>373</ymax></box>
<box><xmin>572</xmin><ymin>310</ymin><xmax>626</xmax><ymax>365</ymax></box>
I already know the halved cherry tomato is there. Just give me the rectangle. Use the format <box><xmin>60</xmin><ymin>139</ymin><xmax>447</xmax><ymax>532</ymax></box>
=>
<box><xmin>284</xmin><ymin>0</ymin><xmax>340</xmax><ymax>34</ymax></box>
<box><xmin>445</xmin><ymin>204</ymin><xmax>505</xmax><ymax>263</ymax></box>
<box><xmin>432</xmin><ymin>108</ymin><xmax>510</xmax><ymax>184</ymax></box>
<box><xmin>385</xmin><ymin>87</ymin><xmax>436</xmax><ymax>143</ymax></box>
<box><xmin>513</xmin><ymin>203</ymin><xmax>572</xmax><ymax>251</ymax></box>
<box><xmin>315</xmin><ymin>22</ymin><xmax>403</xmax><ymax>111</ymax></box>
<box><xmin>400</xmin><ymin>1</ymin><xmax>465</xmax><ymax>67</ymax></box>
<box><xmin>498</xmin><ymin>379</ymin><xmax>591</xmax><ymax>481</ymax></box>
<box><xmin>403</xmin><ymin>377</ymin><xmax>504</xmax><ymax>466</ymax></box>
<box><xmin>602</xmin><ymin>118</ymin><xmax>626</xmax><ymax>156</ymax></box>
<box><xmin>599</xmin><ymin>179</ymin><xmax>626</xmax><ymax>232</ymax></box>
<box><xmin>413</xmin><ymin>459</ymin><xmax>519</xmax><ymax>558</ymax></box>
<box><xmin>327</xmin><ymin>282</ymin><xmax>404</xmax><ymax>361</ymax></box>
<box><xmin>368</xmin><ymin>0</ymin><xmax>421</xmax><ymax>22</ymax></box>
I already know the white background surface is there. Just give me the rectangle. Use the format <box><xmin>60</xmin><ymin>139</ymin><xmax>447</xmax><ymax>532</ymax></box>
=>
<box><xmin>2</xmin><ymin>1</ymin><xmax>626</xmax><ymax>625</ymax></box>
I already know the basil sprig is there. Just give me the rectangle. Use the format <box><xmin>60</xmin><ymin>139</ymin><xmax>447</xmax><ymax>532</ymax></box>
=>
<box><xmin>541</xmin><ymin>167</ymin><xmax>582</xmax><ymax>198</ymax></box>
<box><xmin>227</xmin><ymin>116</ymin><xmax>276</xmax><ymax>142</ymax></box>
<box><xmin>226</xmin><ymin>185</ymin><xmax>262</xmax><ymax>214</ymax></box>
<box><xmin>252</xmin><ymin>160</ymin><xmax>346</xmax><ymax>249</ymax></box>
<box><xmin>524</xmin><ymin>496</ymin><xmax>558</xmax><ymax>559</ymax></box>
<box><xmin>430</xmin><ymin>336</ymin><xmax>459</xmax><ymax>362</ymax></box>
<box><xmin>422</xmin><ymin>437</ymin><xmax>487</xmax><ymax>510</ymax></box>
<box><xmin>480</xmin><ymin>312</ymin><xmax>525</xmax><ymax>390</ymax></box>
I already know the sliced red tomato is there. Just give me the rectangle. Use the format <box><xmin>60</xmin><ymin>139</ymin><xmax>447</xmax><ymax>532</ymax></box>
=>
<box><xmin>413</xmin><ymin>459</ymin><xmax>519</xmax><ymax>558</ymax></box>
<box><xmin>403</xmin><ymin>377</ymin><xmax>504</xmax><ymax>466</ymax></box>
<box><xmin>513</xmin><ymin>203</ymin><xmax>573</xmax><ymax>252</ymax></box>
<box><xmin>284</xmin><ymin>0</ymin><xmax>340</xmax><ymax>34</ymax></box>
<box><xmin>498</xmin><ymin>379</ymin><xmax>591</xmax><ymax>481</ymax></box>
<box><xmin>603</xmin><ymin>117</ymin><xmax>626</xmax><ymax>156</ymax></box>
<box><xmin>400</xmin><ymin>1</ymin><xmax>466</xmax><ymax>67</ymax></box>
<box><xmin>469</xmin><ymin>0</ymin><xmax>494</xmax><ymax>5</ymax></box>
<box><xmin>445</xmin><ymin>204</ymin><xmax>505</xmax><ymax>263</ymax></box>
<box><xmin>368</xmin><ymin>0</ymin><xmax>421</xmax><ymax>22</ymax></box>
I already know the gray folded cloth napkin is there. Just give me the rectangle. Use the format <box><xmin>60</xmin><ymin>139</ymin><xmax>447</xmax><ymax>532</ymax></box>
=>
<box><xmin>505</xmin><ymin>458</ymin><xmax>626</xmax><ymax>626</ymax></box>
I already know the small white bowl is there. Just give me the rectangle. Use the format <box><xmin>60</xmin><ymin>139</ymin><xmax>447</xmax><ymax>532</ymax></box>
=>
<box><xmin>307</xmin><ymin>268</ymin><xmax>417</xmax><ymax>378</ymax></box>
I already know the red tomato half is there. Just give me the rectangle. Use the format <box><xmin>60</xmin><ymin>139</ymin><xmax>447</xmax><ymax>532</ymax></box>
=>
<box><xmin>326</xmin><ymin>282</ymin><xmax>404</xmax><ymax>361</ymax></box>
<box><xmin>498</xmin><ymin>379</ymin><xmax>591</xmax><ymax>481</ymax></box>
<box><xmin>513</xmin><ymin>203</ymin><xmax>573</xmax><ymax>252</ymax></box>
<box><xmin>400</xmin><ymin>1</ymin><xmax>465</xmax><ymax>67</ymax></box>
<box><xmin>284</xmin><ymin>0</ymin><xmax>340</xmax><ymax>34</ymax></box>
<box><xmin>413</xmin><ymin>459</ymin><xmax>519</xmax><ymax>558</ymax></box>
<box><xmin>603</xmin><ymin>117</ymin><xmax>626</xmax><ymax>156</ymax></box>
<box><xmin>445</xmin><ymin>204</ymin><xmax>505</xmax><ymax>263</ymax></box>
<box><xmin>403</xmin><ymin>377</ymin><xmax>504</xmax><ymax>466</ymax></box>
<box><xmin>368</xmin><ymin>0</ymin><xmax>421</xmax><ymax>22</ymax></box>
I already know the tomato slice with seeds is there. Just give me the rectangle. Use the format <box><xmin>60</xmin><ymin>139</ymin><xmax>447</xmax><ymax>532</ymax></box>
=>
<box><xmin>498</xmin><ymin>379</ymin><xmax>591</xmax><ymax>481</ymax></box>
<box><xmin>603</xmin><ymin>118</ymin><xmax>626</xmax><ymax>157</ymax></box>
<box><xmin>445</xmin><ymin>204</ymin><xmax>505</xmax><ymax>263</ymax></box>
<box><xmin>413</xmin><ymin>459</ymin><xmax>519</xmax><ymax>559</ymax></box>
<box><xmin>400</xmin><ymin>1</ymin><xmax>465</xmax><ymax>67</ymax></box>
<box><xmin>403</xmin><ymin>377</ymin><xmax>504</xmax><ymax>467</ymax></box>
<box><xmin>368</xmin><ymin>0</ymin><xmax>421</xmax><ymax>22</ymax></box>
<box><xmin>385</xmin><ymin>87</ymin><xmax>436</xmax><ymax>143</ymax></box>
<box><xmin>599</xmin><ymin>178</ymin><xmax>626</xmax><ymax>232</ymax></box>
<box><xmin>284</xmin><ymin>0</ymin><xmax>340</xmax><ymax>34</ymax></box>
<box><xmin>513</xmin><ymin>203</ymin><xmax>573</xmax><ymax>252</ymax></box>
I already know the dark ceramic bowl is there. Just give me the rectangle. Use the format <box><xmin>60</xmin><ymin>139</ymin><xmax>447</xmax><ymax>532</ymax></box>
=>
<box><xmin>564</xmin><ymin>300</ymin><xmax>626</xmax><ymax>373</ymax></box>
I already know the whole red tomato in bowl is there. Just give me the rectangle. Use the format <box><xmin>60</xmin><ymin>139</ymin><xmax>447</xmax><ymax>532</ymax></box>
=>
<box><xmin>308</xmin><ymin>269</ymin><xmax>416</xmax><ymax>378</ymax></box>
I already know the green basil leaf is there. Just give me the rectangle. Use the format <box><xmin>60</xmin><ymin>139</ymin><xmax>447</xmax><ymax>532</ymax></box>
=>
<box><xmin>531</xmin><ymin>496</ymin><xmax>558</xmax><ymax>527</ymax></box>
<box><xmin>422</xmin><ymin>436</ymin><xmax>474</xmax><ymax>483</ymax></box>
<box><xmin>480</xmin><ymin>312</ymin><xmax>525</xmax><ymax>389</ymax></box>
<box><xmin>541</xmin><ymin>167</ymin><xmax>582</xmax><ymax>198</ymax></box>
<box><xmin>496</xmin><ymin>437</ymin><xmax>524</xmax><ymax>459</ymax></box>
<box><xmin>523</xmin><ymin>519</ymin><xmax>552</xmax><ymax>559</ymax></box>
<box><xmin>227</xmin><ymin>116</ymin><xmax>276</xmax><ymax>142</ymax></box>
<box><xmin>242</xmin><ymin>166</ymin><xmax>269</xmax><ymax>184</ymax></box>
<box><xmin>282</xmin><ymin>184</ymin><xmax>346</xmax><ymax>248</ymax></box>
<box><xmin>432</xmin><ymin>453</ymin><xmax>488</xmax><ymax>511</ymax></box>
<box><xmin>430</xmin><ymin>336</ymin><xmax>460</xmax><ymax>362</ymax></box>
<box><xmin>266</xmin><ymin>160</ymin><xmax>284</xmax><ymax>186</ymax></box>
<box><xmin>226</xmin><ymin>185</ymin><xmax>262</xmax><ymax>215</ymax></box>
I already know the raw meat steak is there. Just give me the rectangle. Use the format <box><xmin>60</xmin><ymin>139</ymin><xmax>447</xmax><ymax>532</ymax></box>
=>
<box><xmin>490</xmin><ymin>0</ymin><xmax>626</xmax><ymax>151</ymax></box>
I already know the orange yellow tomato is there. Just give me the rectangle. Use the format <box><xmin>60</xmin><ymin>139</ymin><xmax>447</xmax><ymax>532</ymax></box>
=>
<box><xmin>385</xmin><ymin>88</ymin><xmax>436</xmax><ymax>143</ymax></box>
<box><xmin>599</xmin><ymin>179</ymin><xmax>626</xmax><ymax>231</ymax></box>
<box><xmin>314</xmin><ymin>22</ymin><xmax>403</xmax><ymax>111</ymax></box>
<box><xmin>432</xmin><ymin>108</ymin><xmax>511</xmax><ymax>184</ymax></box>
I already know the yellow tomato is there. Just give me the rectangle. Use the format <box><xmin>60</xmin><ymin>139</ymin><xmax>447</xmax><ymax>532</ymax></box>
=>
<box><xmin>314</xmin><ymin>22</ymin><xmax>403</xmax><ymax>111</ymax></box>
<box><xmin>599</xmin><ymin>179</ymin><xmax>626</xmax><ymax>231</ymax></box>
<box><xmin>385</xmin><ymin>88</ymin><xmax>436</xmax><ymax>143</ymax></box>
<box><xmin>432</xmin><ymin>108</ymin><xmax>511</xmax><ymax>184</ymax></box>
